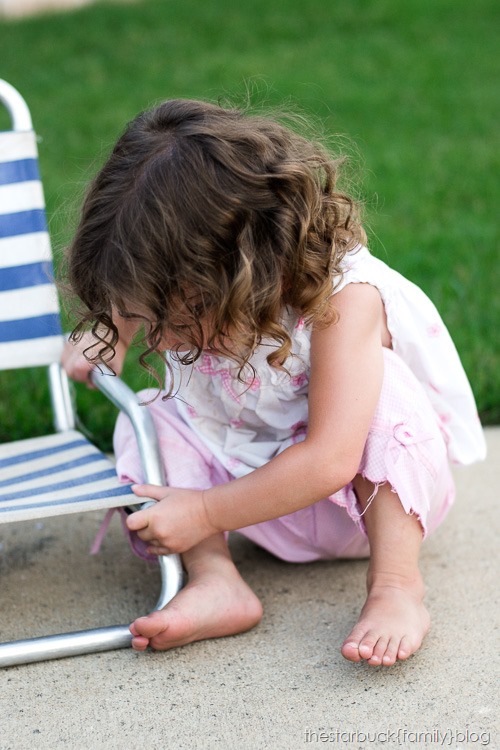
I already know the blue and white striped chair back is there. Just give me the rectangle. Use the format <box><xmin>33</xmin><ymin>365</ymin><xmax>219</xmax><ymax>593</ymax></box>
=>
<box><xmin>0</xmin><ymin>81</ymin><xmax>63</xmax><ymax>371</ymax></box>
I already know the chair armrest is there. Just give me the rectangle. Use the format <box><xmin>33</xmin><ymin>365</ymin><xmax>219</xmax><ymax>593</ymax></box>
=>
<box><xmin>90</xmin><ymin>366</ymin><xmax>185</xmax><ymax>604</ymax></box>
<box><xmin>90</xmin><ymin>366</ymin><xmax>165</xmax><ymax>490</ymax></box>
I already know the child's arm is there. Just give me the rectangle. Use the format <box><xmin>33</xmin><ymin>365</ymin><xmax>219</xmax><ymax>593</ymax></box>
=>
<box><xmin>128</xmin><ymin>282</ymin><xmax>386</xmax><ymax>554</ymax></box>
<box><xmin>62</xmin><ymin>310</ymin><xmax>137</xmax><ymax>384</ymax></box>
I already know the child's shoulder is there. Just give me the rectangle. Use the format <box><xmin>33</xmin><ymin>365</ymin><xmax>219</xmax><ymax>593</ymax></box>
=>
<box><xmin>336</xmin><ymin>245</ymin><xmax>389</xmax><ymax>290</ymax></box>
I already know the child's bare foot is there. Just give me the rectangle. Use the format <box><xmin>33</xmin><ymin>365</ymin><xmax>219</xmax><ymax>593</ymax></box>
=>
<box><xmin>129</xmin><ymin>541</ymin><xmax>263</xmax><ymax>651</ymax></box>
<box><xmin>341</xmin><ymin>573</ymin><xmax>430</xmax><ymax>667</ymax></box>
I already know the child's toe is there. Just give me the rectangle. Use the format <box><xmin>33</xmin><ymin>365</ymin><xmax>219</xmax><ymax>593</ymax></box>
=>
<box><xmin>358</xmin><ymin>630</ymin><xmax>379</xmax><ymax>660</ymax></box>
<box><xmin>368</xmin><ymin>637</ymin><xmax>389</xmax><ymax>666</ymax></box>
<box><xmin>397</xmin><ymin>635</ymin><xmax>414</xmax><ymax>660</ymax></box>
<box><xmin>381</xmin><ymin>637</ymin><xmax>400</xmax><ymax>666</ymax></box>
<box><xmin>341</xmin><ymin>641</ymin><xmax>362</xmax><ymax>662</ymax></box>
<box><xmin>133</xmin><ymin>613</ymin><xmax>169</xmax><ymax>638</ymax></box>
<box><xmin>131</xmin><ymin>635</ymin><xmax>150</xmax><ymax>651</ymax></box>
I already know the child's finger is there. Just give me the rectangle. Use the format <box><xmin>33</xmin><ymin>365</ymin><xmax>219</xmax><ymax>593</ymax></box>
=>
<box><xmin>126</xmin><ymin>509</ymin><xmax>150</xmax><ymax>531</ymax></box>
<box><xmin>131</xmin><ymin>483</ymin><xmax>165</xmax><ymax>501</ymax></box>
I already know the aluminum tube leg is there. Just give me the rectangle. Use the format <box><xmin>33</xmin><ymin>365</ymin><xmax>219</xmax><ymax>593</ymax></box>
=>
<box><xmin>0</xmin><ymin>626</ymin><xmax>133</xmax><ymax>668</ymax></box>
<box><xmin>48</xmin><ymin>362</ymin><xmax>76</xmax><ymax>432</ymax></box>
<box><xmin>0</xmin><ymin>556</ymin><xmax>183</xmax><ymax>667</ymax></box>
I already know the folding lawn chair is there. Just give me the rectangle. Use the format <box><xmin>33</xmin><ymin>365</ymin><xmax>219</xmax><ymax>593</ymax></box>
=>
<box><xmin>0</xmin><ymin>79</ymin><xmax>183</xmax><ymax>667</ymax></box>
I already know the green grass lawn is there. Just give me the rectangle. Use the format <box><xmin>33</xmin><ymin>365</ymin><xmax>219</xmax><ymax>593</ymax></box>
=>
<box><xmin>1</xmin><ymin>0</ymin><xmax>498</xmax><ymax>450</ymax></box>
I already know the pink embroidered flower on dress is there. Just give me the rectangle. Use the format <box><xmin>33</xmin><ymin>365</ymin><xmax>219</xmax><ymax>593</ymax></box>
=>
<box><xmin>186</xmin><ymin>405</ymin><xmax>198</xmax><ymax>419</ymax></box>
<box><xmin>246</xmin><ymin>376</ymin><xmax>261</xmax><ymax>392</ymax></box>
<box><xmin>226</xmin><ymin>456</ymin><xmax>242</xmax><ymax>470</ymax></box>
<box><xmin>428</xmin><ymin>381</ymin><xmax>441</xmax><ymax>394</ymax></box>
<box><xmin>439</xmin><ymin>413</ymin><xmax>452</xmax><ymax>425</ymax></box>
<box><xmin>195</xmin><ymin>354</ymin><xmax>241</xmax><ymax>403</ymax></box>
<box><xmin>291</xmin><ymin>372</ymin><xmax>308</xmax><ymax>388</ymax></box>
<box><xmin>295</xmin><ymin>317</ymin><xmax>305</xmax><ymax>332</ymax></box>
<box><xmin>427</xmin><ymin>323</ymin><xmax>443</xmax><ymax>337</ymax></box>
<box><xmin>290</xmin><ymin>421</ymin><xmax>307</xmax><ymax>443</ymax></box>
<box><xmin>230</xmin><ymin>418</ymin><xmax>245</xmax><ymax>429</ymax></box>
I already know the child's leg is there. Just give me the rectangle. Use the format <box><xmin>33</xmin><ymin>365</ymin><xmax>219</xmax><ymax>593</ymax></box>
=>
<box><xmin>341</xmin><ymin>475</ymin><xmax>429</xmax><ymax>667</ymax></box>
<box><xmin>113</xmin><ymin>392</ymin><xmax>262</xmax><ymax>650</ymax></box>
<box><xmin>129</xmin><ymin>532</ymin><xmax>263</xmax><ymax>651</ymax></box>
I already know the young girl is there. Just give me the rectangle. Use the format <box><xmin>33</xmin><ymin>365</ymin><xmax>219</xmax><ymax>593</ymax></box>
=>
<box><xmin>62</xmin><ymin>99</ymin><xmax>486</xmax><ymax>667</ymax></box>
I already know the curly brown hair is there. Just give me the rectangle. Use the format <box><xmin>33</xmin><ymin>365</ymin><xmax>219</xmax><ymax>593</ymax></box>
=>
<box><xmin>66</xmin><ymin>98</ymin><xmax>365</xmax><ymax>391</ymax></box>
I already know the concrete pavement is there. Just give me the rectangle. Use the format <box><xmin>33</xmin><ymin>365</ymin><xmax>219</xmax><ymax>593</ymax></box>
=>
<box><xmin>0</xmin><ymin>429</ymin><xmax>498</xmax><ymax>750</ymax></box>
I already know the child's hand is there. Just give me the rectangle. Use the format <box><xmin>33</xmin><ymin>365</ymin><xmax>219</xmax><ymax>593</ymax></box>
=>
<box><xmin>62</xmin><ymin>328</ymin><xmax>129</xmax><ymax>385</ymax></box>
<box><xmin>61</xmin><ymin>335</ymin><xmax>96</xmax><ymax>385</ymax></box>
<box><xmin>126</xmin><ymin>484</ymin><xmax>218</xmax><ymax>555</ymax></box>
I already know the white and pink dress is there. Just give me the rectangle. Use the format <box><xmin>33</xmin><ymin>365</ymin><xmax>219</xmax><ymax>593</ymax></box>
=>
<box><xmin>114</xmin><ymin>246</ymin><xmax>486</xmax><ymax>562</ymax></box>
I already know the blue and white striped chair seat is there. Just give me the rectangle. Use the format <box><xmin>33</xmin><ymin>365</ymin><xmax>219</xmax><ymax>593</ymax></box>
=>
<box><xmin>0</xmin><ymin>430</ymin><xmax>137</xmax><ymax>523</ymax></box>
